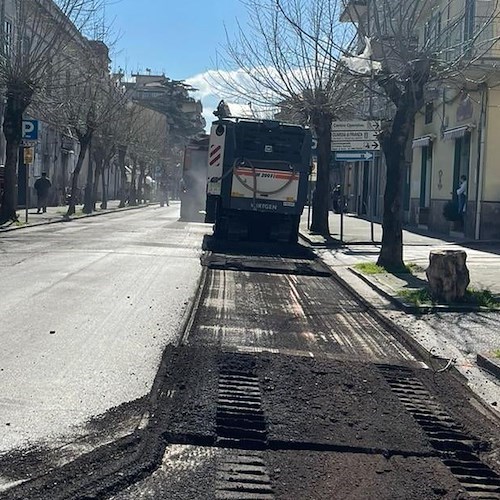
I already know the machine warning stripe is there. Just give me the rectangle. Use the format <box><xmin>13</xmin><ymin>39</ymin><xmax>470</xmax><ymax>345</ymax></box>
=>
<box><xmin>210</xmin><ymin>154</ymin><xmax>222</xmax><ymax>166</ymax></box>
<box><xmin>209</xmin><ymin>145</ymin><xmax>222</xmax><ymax>166</ymax></box>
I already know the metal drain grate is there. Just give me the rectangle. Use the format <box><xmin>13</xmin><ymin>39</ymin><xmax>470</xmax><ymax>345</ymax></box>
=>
<box><xmin>216</xmin><ymin>451</ymin><xmax>274</xmax><ymax>499</ymax></box>
<box><xmin>377</xmin><ymin>365</ymin><xmax>500</xmax><ymax>498</ymax></box>
<box><xmin>216</xmin><ymin>371</ymin><xmax>268</xmax><ymax>449</ymax></box>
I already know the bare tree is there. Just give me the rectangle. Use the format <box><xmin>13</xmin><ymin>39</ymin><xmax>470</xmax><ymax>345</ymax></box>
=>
<box><xmin>127</xmin><ymin>106</ymin><xmax>168</xmax><ymax>205</ymax></box>
<box><xmin>0</xmin><ymin>0</ymin><xmax>104</xmax><ymax>223</ymax></box>
<box><xmin>52</xmin><ymin>54</ymin><xmax>127</xmax><ymax>216</ymax></box>
<box><xmin>278</xmin><ymin>0</ymin><xmax>500</xmax><ymax>269</ymax></box>
<box><xmin>216</xmin><ymin>0</ymin><xmax>359</xmax><ymax>236</ymax></box>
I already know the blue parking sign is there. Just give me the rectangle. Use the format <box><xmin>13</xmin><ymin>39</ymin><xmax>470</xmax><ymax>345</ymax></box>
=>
<box><xmin>22</xmin><ymin>120</ymin><xmax>39</xmax><ymax>141</ymax></box>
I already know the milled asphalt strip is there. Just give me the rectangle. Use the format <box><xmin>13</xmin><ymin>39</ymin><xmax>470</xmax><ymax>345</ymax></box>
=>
<box><xmin>1</xmin><ymin>265</ymin><xmax>209</xmax><ymax>500</ymax></box>
<box><xmin>316</xmin><ymin>256</ymin><xmax>500</xmax><ymax>425</ymax></box>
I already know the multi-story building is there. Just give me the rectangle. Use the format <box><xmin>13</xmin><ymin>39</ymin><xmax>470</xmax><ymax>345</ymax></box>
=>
<box><xmin>0</xmin><ymin>0</ymin><xmax>121</xmax><ymax>208</ymax></box>
<box><xmin>122</xmin><ymin>73</ymin><xmax>205</xmax><ymax>191</ymax></box>
<box><xmin>341</xmin><ymin>0</ymin><xmax>500</xmax><ymax>239</ymax></box>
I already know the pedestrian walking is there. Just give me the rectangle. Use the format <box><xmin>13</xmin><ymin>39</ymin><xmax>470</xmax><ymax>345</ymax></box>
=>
<box><xmin>34</xmin><ymin>172</ymin><xmax>51</xmax><ymax>213</ymax></box>
<box><xmin>159</xmin><ymin>177</ymin><xmax>170</xmax><ymax>207</ymax></box>
<box><xmin>456</xmin><ymin>175</ymin><xmax>467</xmax><ymax>216</ymax></box>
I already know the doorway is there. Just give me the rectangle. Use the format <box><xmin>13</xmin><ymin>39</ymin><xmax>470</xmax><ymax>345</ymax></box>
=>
<box><xmin>452</xmin><ymin>133</ymin><xmax>470</xmax><ymax>205</ymax></box>
<box><xmin>419</xmin><ymin>145</ymin><xmax>433</xmax><ymax>208</ymax></box>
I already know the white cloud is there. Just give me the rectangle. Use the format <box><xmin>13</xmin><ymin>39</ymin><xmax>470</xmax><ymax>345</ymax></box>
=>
<box><xmin>185</xmin><ymin>68</ymin><xmax>283</xmax><ymax>132</ymax></box>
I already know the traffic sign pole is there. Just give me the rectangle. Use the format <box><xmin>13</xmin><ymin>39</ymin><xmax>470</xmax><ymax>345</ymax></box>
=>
<box><xmin>25</xmin><ymin>160</ymin><xmax>29</xmax><ymax>224</ymax></box>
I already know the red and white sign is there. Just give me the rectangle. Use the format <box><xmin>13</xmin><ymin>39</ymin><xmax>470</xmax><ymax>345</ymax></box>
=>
<box><xmin>207</xmin><ymin>124</ymin><xmax>226</xmax><ymax>195</ymax></box>
<box><xmin>209</xmin><ymin>144</ymin><xmax>221</xmax><ymax>167</ymax></box>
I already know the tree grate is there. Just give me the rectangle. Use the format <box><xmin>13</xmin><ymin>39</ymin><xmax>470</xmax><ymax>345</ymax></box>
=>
<box><xmin>377</xmin><ymin>365</ymin><xmax>500</xmax><ymax>498</ymax></box>
<box><xmin>216</xmin><ymin>451</ymin><xmax>274</xmax><ymax>499</ymax></box>
<box><xmin>216</xmin><ymin>370</ymin><xmax>268</xmax><ymax>450</ymax></box>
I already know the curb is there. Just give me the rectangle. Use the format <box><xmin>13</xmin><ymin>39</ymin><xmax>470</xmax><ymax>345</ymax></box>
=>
<box><xmin>298</xmin><ymin>230</ymin><xmax>340</xmax><ymax>247</ymax></box>
<box><xmin>0</xmin><ymin>203</ymin><xmax>157</xmax><ymax>233</ymax></box>
<box><xmin>347</xmin><ymin>267</ymin><xmax>421</xmax><ymax>314</ymax></box>
<box><xmin>348</xmin><ymin>267</ymin><xmax>492</xmax><ymax>314</ymax></box>
<box><xmin>477</xmin><ymin>353</ymin><xmax>500</xmax><ymax>382</ymax></box>
<box><xmin>299</xmin><ymin>230</ymin><xmax>382</xmax><ymax>247</ymax></box>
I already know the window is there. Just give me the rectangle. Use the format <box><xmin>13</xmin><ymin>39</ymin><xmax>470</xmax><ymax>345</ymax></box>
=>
<box><xmin>3</xmin><ymin>19</ymin><xmax>12</xmax><ymax>57</ymax></box>
<box><xmin>424</xmin><ymin>11</ymin><xmax>442</xmax><ymax>50</ymax></box>
<box><xmin>425</xmin><ymin>102</ymin><xmax>434</xmax><ymax>124</ymax></box>
<box><xmin>464</xmin><ymin>0</ymin><xmax>475</xmax><ymax>42</ymax></box>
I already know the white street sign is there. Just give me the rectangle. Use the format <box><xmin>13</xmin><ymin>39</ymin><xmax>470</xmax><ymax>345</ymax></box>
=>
<box><xmin>331</xmin><ymin>120</ymin><xmax>380</xmax><ymax>151</ymax></box>
<box><xmin>332</xmin><ymin>121</ymin><xmax>380</xmax><ymax>131</ymax></box>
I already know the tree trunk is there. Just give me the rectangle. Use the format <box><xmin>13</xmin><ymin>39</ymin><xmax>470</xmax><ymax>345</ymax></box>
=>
<box><xmin>376</xmin><ymin>67</ymin><xmax>428</xmax><ymax>271</ymax></box>
<box><xmin>310</xmin><ymin>113</ymin><xmax>332</xmax><ymax>236</ymax></box>
<box><xmin>377</xmin><ymin>103</ymin><xmax>412</xmax><ymax>271</ymax></box>
<box><xmin>101</xmin><ymin>164</ymin><xmax>107</xmax><ymax>209</ymax></box>
<box><xmin>100</xmin><ymin>147</ymin><xmax>114</xmax><ymax>210</ymax></box>
<box><xmin>118</xmin><ymin>147</ymin><xmax>127</xmax><ymax>208</ymax></box>
<box><xmin>138</xmin><ymin>166</ymin><xmax>146</xmax><ymax>204</ymax></box>
<box><xmin>426</xmin><ymin>250</ymin><xmax>470</xmax><ymax>303</ymax></box>
<box><xmin>0</xmin><ymin>89</ymin><xmax>32</xmax><ymax>223</ymax></box>
<box><xmin>83</xmin><ymin>143</ymin><xmax>95</xmax><ymax>214</ymax></box>
<box><xmin>92</xmin><ymin>156</ymin><xmax>102</xmax><ymax>211</ymax></box>
<box><xmin>66</xmin><ymin>134</ymin><xmax>91</xmax><ymax>216</ymax></box>
<box><xmin>129</xmin><ymin>164</ymin><xmax>137</xmax><ymax>206</ymax></box>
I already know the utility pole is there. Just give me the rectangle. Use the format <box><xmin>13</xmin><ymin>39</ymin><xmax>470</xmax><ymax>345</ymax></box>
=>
<box><xmin>367</xmin><ymin>0</ymin><xmax>375</xmax><ymax>243</ymax></box>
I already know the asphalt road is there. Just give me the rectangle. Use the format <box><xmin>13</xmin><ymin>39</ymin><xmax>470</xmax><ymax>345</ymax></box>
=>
<box><xmin>0</xmin><ymin>205</ymin><xmax>206</xmax><ymax>459</ymax></box>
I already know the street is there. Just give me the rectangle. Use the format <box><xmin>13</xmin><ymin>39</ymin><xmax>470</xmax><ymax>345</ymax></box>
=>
<box><xmin>1</xmin><ymin>206</ymin><xmax>500</xmax><ymax>499</ymax></box>
<box><xmin>0</xmin><ymin>205</ymin><xmax>205</xmax><ymax>477</ymax></box>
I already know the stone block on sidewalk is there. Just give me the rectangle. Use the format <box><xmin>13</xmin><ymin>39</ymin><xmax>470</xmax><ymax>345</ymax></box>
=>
<box><xmin>426</xmin><ymin>250</ymin><xmax>470</xmax><ymax>303</ymax></box>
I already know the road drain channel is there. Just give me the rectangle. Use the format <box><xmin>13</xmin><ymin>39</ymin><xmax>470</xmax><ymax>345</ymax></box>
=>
<box><xmin>216</xmin><ymin>451</ymin><xmax>274</xmax><ymax>500</ymax></box>
<box><xmin>215</xmin><ymin>362</ymin><xmax>274</xmax><ymax>498</ymax></box>
<box><xmin>216</xmin><ymin>370</ymin><xmax>267</xmax><ymax>449</ymax></box>
<box><xmin>377</xmin><ymin>364</ymin><xmax>500</xmax><ymax>498</ymax></box>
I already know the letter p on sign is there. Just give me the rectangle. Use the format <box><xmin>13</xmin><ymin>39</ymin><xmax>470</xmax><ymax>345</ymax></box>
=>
<box><xmin>22</xmin><ymin>120</ymin><xmax>39</xmax><ymax>141</ymax></box>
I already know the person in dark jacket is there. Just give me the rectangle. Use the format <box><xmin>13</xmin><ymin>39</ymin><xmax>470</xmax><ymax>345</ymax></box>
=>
<box><xmin>34</xmin><ymin>172</ymin><xmax>51</xmax><ymax>213</ymax></box>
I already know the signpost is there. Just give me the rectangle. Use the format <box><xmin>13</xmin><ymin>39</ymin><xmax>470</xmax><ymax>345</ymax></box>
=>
<box><xmin>331</xmin><ymin>121</ymin><xmax>380</xmax><ymax>151</ymax></box>
<box><xmin>23</xmin><ymin>147</ymin><xmax>35</xmax><ymax>224</ymax></box>
<box><xmin>21</xmin><ymin>120</ymin><xmax>38</xmax><ymax>223</ymax></box>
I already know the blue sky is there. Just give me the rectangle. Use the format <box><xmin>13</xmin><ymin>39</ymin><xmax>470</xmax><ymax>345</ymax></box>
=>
<box><xmin>105</xmin><ymin>0</ymin><xmax>250</xmax><ymax>126</ymax></box>
<box><xmin>106</xmin><ymin>0</ymin><xmax>247</xmax><ymax>78</ymax></box>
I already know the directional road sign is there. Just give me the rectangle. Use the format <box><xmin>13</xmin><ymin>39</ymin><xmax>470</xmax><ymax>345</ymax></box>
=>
<box><xmin>331</xmin><ymin>120</ymin><xmax>380</xmax><ymax>151</ymax></box>
<box><xmin>335</xmin><ymin>151</ymin><xmax>374</xmax><ymax>162</ymax></box>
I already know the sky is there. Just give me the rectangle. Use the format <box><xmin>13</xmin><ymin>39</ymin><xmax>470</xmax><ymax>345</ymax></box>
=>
<box><xmin>105</xmin><ymin>0</ymin><xmax>251</xmax><ymax>129</ymax></box>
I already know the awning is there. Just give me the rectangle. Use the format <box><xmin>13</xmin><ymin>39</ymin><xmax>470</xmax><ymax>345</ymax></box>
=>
<box><xmin>443</xmin><ymin>124</ymin><xmax>474</xmax><ymax>141</ymax></box>
<box><xmin>412</xmin><ymin>135</ymin><xmax>434</xmax><ymax>148</ymax></box>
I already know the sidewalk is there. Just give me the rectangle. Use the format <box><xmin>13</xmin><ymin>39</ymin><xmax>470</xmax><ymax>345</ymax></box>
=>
<box><xmin>300</xmin><ymin>211</ymin><xmax>500</xmax><ymax>411</ymax></box>
<box><xmin>0</xmin><ymin>200</ymin><xmax>153</xmax><ymax>232</ymax></box>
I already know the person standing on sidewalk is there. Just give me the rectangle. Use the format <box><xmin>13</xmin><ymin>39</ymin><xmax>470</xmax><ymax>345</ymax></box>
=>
<box><xmin>456</xmin><ymin>175</ymin><xmax>467</xmax><ymax>216</ymax></box>
<box><xmin>34</xmin><ymin>172</ymin><xmax>51</xmax><ymax>213</ymax></box>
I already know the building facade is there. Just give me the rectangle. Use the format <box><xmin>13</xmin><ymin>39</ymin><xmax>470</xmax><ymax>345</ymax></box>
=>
<box><xmin>0</xmin><ymin>0</ymin><xmax>121</xmax><ymax>209</ymax></box>
<box><xmin>341</xmin><ymin>0</ymin><xmax>500</xmax><ymax>240</ymax></box>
